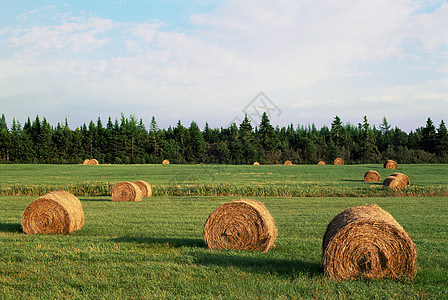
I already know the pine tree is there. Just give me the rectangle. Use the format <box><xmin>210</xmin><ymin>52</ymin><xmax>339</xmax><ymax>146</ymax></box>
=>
<box><xmin>361</xmin><ymin>116</ymin><xmax>380</xmax><ymax>161</ymax></box>
<box><xmin>421</xmin><ymin>117</ymin><xmax>437</xmax><ymax>153</ymax></box>
<box><xmin>258</xmin><ymin>112</ymin><xmax>278</xmax><ymax>152</ymax></box>
<box><xmin>436</xmin><ymin>120</ymin><xmax>448</xmax><ymax>157</ymax></box>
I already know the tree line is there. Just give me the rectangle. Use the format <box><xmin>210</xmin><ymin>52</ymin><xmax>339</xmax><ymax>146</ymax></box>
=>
<box><xmin>0</xmin><ymin>113</ymin><xmax>447</xmax><ymax>164</ymax></box>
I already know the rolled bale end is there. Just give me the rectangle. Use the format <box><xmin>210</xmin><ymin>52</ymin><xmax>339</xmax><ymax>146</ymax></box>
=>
<box><xmin>322</xmin><ymin>204</ymin><xmax>417</xmax><ymax>281</ymax></box>
<box><xmin>203</xmin><ymin>199</ymin><xmax>278</xmax><ymax>252</ymax></box>
<box><xmin>21</xmin><ymin>190</ymin><xmax>84</xmax><ymax>235</ymax></box>
<box><xmin>383</xmin><ymin>176</ymin><xmax>407</xmax><ymax>190</ymax></box>
<box><xmin>89</xmin><ymin>159</ymin><xmax>99</xmax><ymax>165</ymax></box>
<box><xmin>133</xmin><ymin>180</ymin><xmax>153</xmax><ymax>197</ymax></box>
<box><xmin>284</xmin><ymin>160</ymin><xmax>293</xmax><ymax>165</ymax></box>
<box><xmin>390</xmin><ymin>172</ymin><xmax>410</xmax><ymax>186</ymax></box>
<box><xmin>334</xmin><ymin>158</ymin><xmax>344</xmax><ymax>165</ymax></box>
<box><xmin>318</xmin><ymin>161</ymin><xmax>326</xmax><ymax>165</ymax></box>
<box><xmin>253</xmin><ymin>162</ymin><xmax>260</xmax><ymax>165</ymax></box>
<box><xmin>111</xmin><ymin>182</ymin><xmax>143</xmax><ymax>202</ymax></box>
<box><xmin>162</xmin><ymin>159</ymin><xmax>170</xmax><ymax>165</ymax></box>
<box><xmin>364</xmin><ymin>170</ymin><xmax>381</xmax><ymax>182</ymax></box>
<box><xmin>384</xmin><ymin>160</ymin><xmax>398</xmax><ymax>169</ymax></box>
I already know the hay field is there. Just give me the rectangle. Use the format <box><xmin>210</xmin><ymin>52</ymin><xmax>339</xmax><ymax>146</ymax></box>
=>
<box><xmin>0</xmin><ymin>164</ymin><xmax>447</xmax><ymax>298</ymax></box>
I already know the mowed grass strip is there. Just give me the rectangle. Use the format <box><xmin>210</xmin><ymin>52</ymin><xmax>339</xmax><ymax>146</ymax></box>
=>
<box><xmin>1</xmin><ymin>164</ymin><xmax>447</xmax><ymax>197</ymax></box>
<box><xmin>0</xmin><ymin>195</ymin><xmax>447</xmax><ymax>299</ymax></box>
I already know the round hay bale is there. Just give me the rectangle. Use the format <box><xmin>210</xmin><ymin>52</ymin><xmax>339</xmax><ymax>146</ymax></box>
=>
<box><xmin>284</xmin><ymin>160</ymin><xmax>293</xmax><ymax>165</ymax></box>
<box><xmin>82</xmin><ymin>159</ymin><xmax>90</xmax><ymax>165</ymax></box>
<box><xmin>133</xmin><ymin>180</ymin><xmax>152</xmax><ymax>197</ymax></box>
<box><xmin>253</xmin><ymin>162</ymin><xmax>260</xmax><ymax>165</ymax></box>
<box><xmin>334</xmin><ymin>158</ymin><xmax>344</xmax><ymax>165</ymax></box>
<box><xmin>203</xmin><ymin>199</ymin><xmax>278</xmax><ymax>252</ymax></box>
<box><xmin>322</xmin><ymin>204</ymin><xmax>417</xmax><ymax>281</ymax></box>
<box><xmin>162</xmin><ymin>159</ymin><xmax>170</xmax><ymax>165</ymax></box>
<box><xmin>111</xmin><ymin>182</ymin><xmax>143</xmax><ymax>202</ymax></box>
<box><xmin>364</xmin><ymin>170</ymin><xmax>381</xmax><ymax>182</ymax></box>
<box><xmin>382</xmin><ymin>176</ymin><xmax>407</xmax><ymax>190</ymax></box>
<box><xmin>318</xmin><ymin>161</ymin><xmax>326</xmax><ymax>165</ymax></box>
<box><xmin>21</xmin><ymin>190</ymin><xmax>84</xmax><ymax>235</ymax></box>
<box><xmin>384</xmin><ymin>160</ymin><xmax>398</xmax><ymax>169</ymax></box>
<box><xmin>390</xmin><ymin>172</ymin><xmax>410</xmax><ymax>186</ymax></box>
<box><xmin>89</xmin><ymin>159</ymin><xmax>99</xmax><ymax>165</ymax></box>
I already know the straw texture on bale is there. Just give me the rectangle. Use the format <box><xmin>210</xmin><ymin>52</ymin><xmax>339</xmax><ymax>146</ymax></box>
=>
<box><xmin>390</xmin><ymin>172</ymin><xmax>410</xmax><ymax>186</ymax></box>
<box><xmin>318</xmin><ymin>161</ymin><xmax>326</xmax><ymax>165</ymax></box>
<box><xmin>203</xmin><ymin>199</ymin><xmax>278</xmax><ymax>252</ymax></box>
<box><xmin>22</xmin><ymin>190</ymin><xmax>84</xmax><ymax>234</ymax></box>
<box><xmin>384</xmin><ymin>160</ymin><xmax>398</xmax><ymax>169</ymax></box>
<box><xmin>82</xmin><ymin>159</ymin><xmax>90</xmax><ymax>165</ymax></box>
<box><xmin>162</xmin><ymin>159</ymin><xmax>170</xmax><ymax>165</ymax></box>
<box><xmin>133</xmin><ymin>180</ymin><xmax>152</xmax><ymax>197</ymax></box>
<box><xmin>111</xmin><ymin>182</ymin><xmax>143</xmax><ymax>202</ymax></box>
<box><xmin>284</xmin><ymin>160</ymin><xmax>293</xmax><ymax>165</ymax></box>
<box><xmin>334</xmin><ymin>158</ymin><xmax>344</xmax><ymax>165</ymax></box>
<box><xmin>322</xmin><ymin>204</ymin><xmax>417</xmax><ymax>281</ymax></box>
<box><xmin>253</xmin><ymin>162</ymin><xmax>260</xmax><ymax>165</ymax></box>
<box><xmin>382</xmin><ymin>176</ymin><xmax>407</xmax><ymax>190</ymax></box>
<box><xmin>364</xmin><ymin>170</ymin><xmax>381</xmax><ymax>182</ymax></box>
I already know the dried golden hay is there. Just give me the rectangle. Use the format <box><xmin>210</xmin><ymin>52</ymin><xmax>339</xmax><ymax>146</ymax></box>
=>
<box><xmin>133</xmin><ymin>180</ymin><xmax>152</xmax><ymax>197</ymax></box>
<box><xmin>390</xmin><ymin>172</ymin><xmax>410</xmax><ymax>186</ymax></box>
<box><xmin>333</xmin><ymin>158</ymin><xmax>344</xmax><ymax>165</ymax></box>
<box><xmin>83</xmin><ymin>159</ymin><xmax>99</xmax><ymax>165</ymax></box>
<box><xmin>382</xmin><ymin>176</ymin><xmax>407</xmax><ymax>190</ymax></box>
<box><xmin>284</xmin><ymin>160</ymin><xmax>293</xmax><ymax>165</ymax></box>
<box><xmin>322</xmin><ymin>204</ymin><xmax>417</xmax><ymax>281</ymax></box>
<box><xmin>253</xmin><ymin>162</ymin><xmax>260</xmax><ymax>165</ymax></box>
<box><xmin>318</xmin><ymin>161</ymin><xmax>326</xmax><ymax>165</ymax></box>
<box><xmin>203</xmin><ymin>199</ymin><xmax>278</xmax><ymax>252</ymax></box>
<box><xmin>82</xmin><ymin>159</ymin><xmax>90</xmax><ymax>165</ymax></box>
<box><xmin>22</xmin><ymin>190</ymin><xmax>84</xmax><ymax>234</ymax></box>
<box><xmin>111</xmin><ymin>182</ymin><xmax>143</xmax><ymax>202</ymax></box>
<box><xmin>384</xmin><ymin>160</ymin><xmax>398</xmax><ymax>169</ymax></box>
<box><xmin>364</xmin><ymin>170</ymin><xmax>381</xmax><ymax>182</ymax></box>
<box><xmin>162</xmin><ymin>159</ymin><xmax>170</xmax><ymax>165</ymax></box>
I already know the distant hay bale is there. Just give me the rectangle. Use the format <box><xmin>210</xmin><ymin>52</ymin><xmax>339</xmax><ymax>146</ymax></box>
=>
<box><xmin>384</xmin><ymin>160</ymin><xmax>398</xmax><ymax>169</ymax></box>
<box><xmin>82</xmin><ymin>159</ymin><xmax>90</xmax><ymax>165</ymax></box>
<box><xmin>284</xmin><ymin>160</ymin><xmax>293</xmax><ymax>165</ymax></box>
<box><xmin>253</xmin><ymin>162</ymin><xmax>260</xmax><ymax>165</ymax></box>
<box><xmin>364</xmin><ymin>170</ymin><xmax>381</xmax><ymax>182</ymax></box>
<box><xmin>318</xmin><ymin>161</ymin><xmax>326</xmax><ymax>165</ymax></box>
<box><xmin>390</xmin><ymin>172</ymin><xmax>410</xmax><ymax>186</ymax></box>
<box><xmin>133</xmin><ymin>180</ymin><xmax>152</xmax><ymax>197</ymax></box>
<box><xmin>83</xmin><ymin>159</ymin><xmax>99</xmax><ymax>165</ymax></box>
<box><xmin>203</xmin><ymin>199</ymin><xmax>278</xmax><ymax>252</ymax></box>
<box><xmin>382</xmin><ymin>176</ymin><xmax>407</xmax><ymax>190</ymax></box>
<box><xmin>322</xmin><ymin>204</ymin><xmax>417</xmax><ymax>281</ymax></box>
<box><xmin>21</xmin><ymin>190</ymin><xmax>84</xmax><ymax>235</ymax></box>
<box><xmin>162</xmin><ymin>159</ymin><xmax>170</xmax><ymax>165</ymax></box>
<box><xmin>334</xmin><ymin>158</ymin><xmax>344</xmax><ymax>165</ymax></box>
<box><xmin>111</xmin><ymin>182</ymin><xmax>143</xmax><ymax>202</ymax></box>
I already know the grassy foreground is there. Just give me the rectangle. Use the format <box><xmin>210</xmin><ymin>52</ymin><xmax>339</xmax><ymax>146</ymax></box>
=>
<box><xmin>1</xmin><ymin>195</ymin><xmax>447</xmax><ymax>299</ymax></box>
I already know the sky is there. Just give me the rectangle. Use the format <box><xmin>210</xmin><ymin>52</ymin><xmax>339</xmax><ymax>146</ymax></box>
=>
<box><xmin>1</xmin><ymin>0</ymin><xmax>447</xmax><ymax>132</ymax></box>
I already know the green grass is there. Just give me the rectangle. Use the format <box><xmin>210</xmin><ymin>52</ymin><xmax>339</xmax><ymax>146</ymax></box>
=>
<box><xmin>1</xmin><ymin>195</ymin><xmax>447</xmax><ymax>299</ymax></box>
<box><xmin>1</xmin><ymin>164</ymin><xmax>447</xmax><ymax>197</ymax></box>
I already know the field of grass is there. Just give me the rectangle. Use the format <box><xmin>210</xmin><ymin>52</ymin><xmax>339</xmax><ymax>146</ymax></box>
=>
<box><xmin>0</xmin><ymin>164</ymin><xmax>447</xmax><ymax>299</ymax></box>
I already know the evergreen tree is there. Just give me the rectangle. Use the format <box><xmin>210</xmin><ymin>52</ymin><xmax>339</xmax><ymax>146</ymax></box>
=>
<box><xmin>360</xmin><ymin>116</ymin><xmax>380</xmax><ymax>161</ymax></box>
<box><xmin>330</xmin><ymin>116</ymin><xmax>345</xmax><ymax>147</ymax></box>
<box><xmin>436</xmin><ymin>120</ymin><xmax>448</xmax><ymax>157</ymax></box>
<box><xmin>421</xmin><ymin>117</ymin><xmax>437</xmax><ymax>153</ymax></box>
<box><xmin>257</xmin><ymin>112</ymin><xmax>278</xmax><ymax>153</ymax></box>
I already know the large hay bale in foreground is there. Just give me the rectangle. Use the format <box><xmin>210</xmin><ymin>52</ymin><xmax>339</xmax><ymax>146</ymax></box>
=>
<box><xmin>364</xmin><ymin>170</ymin><xmax>381</xmax><ymax>182</ymax></box>
<box><xmin>162</xmin><ymin>159</ymin><xmax>170</xmax><ymax>165</ymax></box>
<box><xmin>284</xmin><ymin>160</ymin><xmax>293</xmax><ymax>165</ymax></box>
<box><xmin>384</xmin><ymin>160</ymin><xmax>398</xmax><ymax>169</ymax></box>
<box><xmin>133</xmin><ymin>180</ymin><xmax>152</xmax><ymax>197</ymax></box>
<box><xmin>22</xmin><ymin>190</ymin><xmax>84</xmax><ymax>234</ymax></box>
<box><xmin>318</xmin><ymin>161</ymin><xmax>326</xmax><ymax>165</ymax></box>
<box><xmin>203</xmin><ymin>199</ymin><xmax>277</xmax><ymax>252</ymax></box>
<box><xmin>111</xmin><ymin>182</ymin><xmax>143</xmax><ymax>202</ymax></box>
<box><xmin>322</xmin><ymin>204</ymin><xmax>417</xmax><ymax>281</ymax></box>
<box><xmin>390</xmin><ymin>172</ymin><xmax>410</xmax><ymax>186</ymax></box>
<box><xmin>382</xmin><ymin>176</ymin><xmax>407</xmax><ymax>190</ymax></box>
<box><xmin>334</xmin><ymin>158</ymin><xmax>344</xmax><ymax>165</ymax></box>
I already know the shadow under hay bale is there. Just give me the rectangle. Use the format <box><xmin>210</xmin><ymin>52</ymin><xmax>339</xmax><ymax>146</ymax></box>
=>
<box><xmin>364</xmin><ymin>170</ymin><xmax>381</xmax><ymax>182</ymax></box>
<box><xmin>133</xmin><ymin>180</ymin><xmax>152</xmax><ymax>197</ymax></box>
<box><xmin>203</xmin><ymin>199</ymin><xmax>277</xmax><ymax>252</ymax></box>
<box><xmin>22</xmin><ymin>190</ymin><xmax>84</xmax><ymax>234</ymax></box>
<box><xmin>384</xmin><ymin>160</ymin><xmax>398</xmax><ymax>169</ymax></box>
<box><xmin>322</xmin><ymin>204</ymin><xmax>417</xmax><ymax>281</ymax></box>
<box><xmin>333</xmin><ymin>158</ymin><xmax>344</xmax><ymax>165</ymax></box>
<box><xmin>111</xmin><ymin>182</ymin><xmax>142</xmax><ymax>202</ymax></box>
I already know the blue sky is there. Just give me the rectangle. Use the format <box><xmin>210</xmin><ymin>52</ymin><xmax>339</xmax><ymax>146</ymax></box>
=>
<box><xmin>1</xmin><ymin>0</ymin><xmax>447</xmax><ymax>132</ymax></box>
